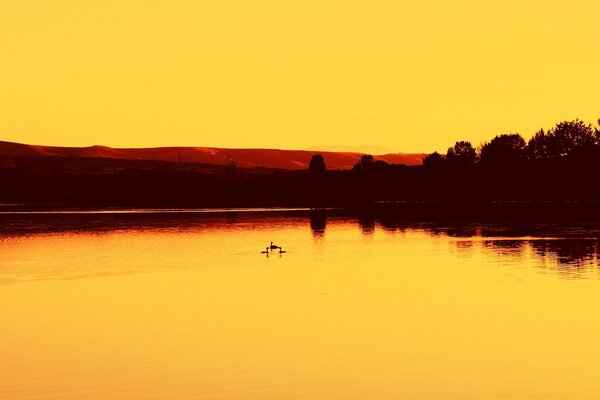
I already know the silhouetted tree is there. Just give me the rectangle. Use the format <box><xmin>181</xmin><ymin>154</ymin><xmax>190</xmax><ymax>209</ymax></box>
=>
<box><xmin>353</xmin><ymin>154</ymin><xmax>374</xmax><ymax>170</ymax></box>
<box><xmin>357</xmin><ymin>154</ymin><xmax>374</xmax><ymax>165</ymax></box>
<box><xmin>526</xmin><ymin>120</ymin><xmax>598</xmax><ymax>160</ymax></box>
<box><xmin>309</xmin><ymin>154</ymin><xmax>327</xmax><ymax>176</ymax></box>
<box><xmin>480</xmin><ymin>133</ymin><xmax>526</xmax><ymax>164</ymax></box>
<box><xmin>546</xmin><ymin>120</ymin><xmax>598</xmax><ymax>158</ymax></box>
<box><xmin>446</xmin><ymin>141</ymin><xmax>477</xmax><ymax>166</ymax></box>
<box><xmin>352</xmin><ymin>154</ymin><xmax>389</xmax><ymax>172</ymax></box>
<box><xmin>527</xmin><ymin>129</ymin><xmax>549</xmax><ymax>160</ymax></box>
<box><xmin>422</xmin><ymin>151</ymin><xmax>445</xmax><ymax>168</ymax></box>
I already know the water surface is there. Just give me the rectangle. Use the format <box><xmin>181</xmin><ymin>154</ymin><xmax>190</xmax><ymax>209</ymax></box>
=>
<box><xmin>1</xmin><ymin>211</ymin><xmax>599</xmax><ymax>399</ymax></box>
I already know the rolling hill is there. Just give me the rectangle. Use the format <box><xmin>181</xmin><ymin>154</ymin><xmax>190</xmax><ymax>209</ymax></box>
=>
<box><xmin>0</xmin><ymin>140</ymin><xmax>425</xmax><ymax>170</ymax></box>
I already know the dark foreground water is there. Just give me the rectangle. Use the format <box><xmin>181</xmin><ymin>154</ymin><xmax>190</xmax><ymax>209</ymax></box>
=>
<box><xmin>0</xmin><ymin>210</ymin><xmax>599</xmax><ymax>399</ymax></box>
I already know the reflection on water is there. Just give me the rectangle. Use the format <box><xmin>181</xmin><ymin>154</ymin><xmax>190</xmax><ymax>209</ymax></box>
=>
<box><xmin>531</xmin><ymin>239</ymin><xmax>600</xmax><ymax>278</ymax></box>
<box><xmin>0</xmin><ymin>211</ymin><xmax>599</xmax><ymax>283</ymax></box>
<box><xmin>352</xmin><ymin>215</ymin><xmax>600</xmax><ymax>275</ymax></box>
<box><xmin>1</xmin><ymin>210</ymin><xmax>600</xmax><ymax>400</ymax></box>
<box><xmin>309</xmin><ymin>211</ymin><xmax>327</xmax><ymax>239</ymax></box>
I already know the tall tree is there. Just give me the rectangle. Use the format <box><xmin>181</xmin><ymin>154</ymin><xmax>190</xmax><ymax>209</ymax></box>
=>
<box><xmin>446</xmin><ymin>141</ymin><xmax>477</xmax><ymax>166</ymax></box>
<box><xmin>422</xmin><ymin>151</ymin><xmax>445</xmax><ymax>168</ymax></box>
<box><xmin>527</xmin><ymin>129</ymin><xmax>549</xmax><ymax>160</ymax></box>
<box><xmin>353</xmin><ymin>154</ymin><xmax>375</xmax><ymax>170</ymax></box>
<box><xmin>309</xmin><ymin>154</ymin><xmax>327</xmax><ymax>175</ymax></box>
<box><xmin>546</xmin><ymin>119</ymin><xmax>598</xmax><ymax>158</ymax></box>
<box><xmin>480</xmin><ymin>133</ymin><xmax>526</xmax><ymax>164</ymax></box>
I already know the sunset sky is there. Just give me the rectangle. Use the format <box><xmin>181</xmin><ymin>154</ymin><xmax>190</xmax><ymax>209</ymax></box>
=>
<box><xmin>1</xmin><ymin>0</ymin><xmax>599</xmax><ymax>153</ymax></box>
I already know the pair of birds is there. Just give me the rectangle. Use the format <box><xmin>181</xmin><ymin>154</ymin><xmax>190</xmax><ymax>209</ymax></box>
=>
<box><xmin>261</xmin><ymin>241</ymin><xmax>286</xmax><ymax>254</ymax></box>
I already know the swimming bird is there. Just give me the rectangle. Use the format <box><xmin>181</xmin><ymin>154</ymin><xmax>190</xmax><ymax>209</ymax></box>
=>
<box><xmin>269</xmin><ymin>241</ymin><xmax>279</xmax><ymax>250</ymax></box>
<box><xmin>278</xmin><ymin>247</ymin><xmax>287</xmax><ymax>254</ymax></box>
<box><xmin>260</xmin><ymin>247</ymin><xmax>269</xmax><ymax>254</ymax></box>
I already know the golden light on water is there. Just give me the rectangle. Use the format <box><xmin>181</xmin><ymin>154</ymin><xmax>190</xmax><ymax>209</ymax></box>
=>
<box><xmin>1</xmin><ymin>214</ymin><xmax>600</xmax><ymax>399</ymax></box>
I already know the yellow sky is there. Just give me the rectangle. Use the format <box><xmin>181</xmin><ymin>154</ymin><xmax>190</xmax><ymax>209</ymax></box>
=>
<box><xmin>1</xmin><ymin>0</ymin><xmax>599</xmax><ymax>153</ymax></box>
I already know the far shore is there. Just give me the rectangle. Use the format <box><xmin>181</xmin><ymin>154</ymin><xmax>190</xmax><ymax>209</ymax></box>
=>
<box><xmin>2</xmin><ymin>200</ymin><xmax>600</xmax><ymax>222</ymax></box>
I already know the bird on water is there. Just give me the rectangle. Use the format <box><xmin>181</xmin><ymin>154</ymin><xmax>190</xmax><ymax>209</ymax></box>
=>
<box><xmin>262</xmin><ymin>242</ymin><xmax>287</xmax><ymax>254</ymax></box>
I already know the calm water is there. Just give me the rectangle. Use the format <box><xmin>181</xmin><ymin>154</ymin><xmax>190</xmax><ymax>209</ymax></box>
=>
<box><xmin>1</xmin><ymin>210</ymin><xmax>600</xmax><ymax>399</ymax></box>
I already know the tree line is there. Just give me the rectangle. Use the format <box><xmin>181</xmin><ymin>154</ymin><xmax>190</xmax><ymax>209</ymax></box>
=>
<box><xmin>422</xmin><ymin>119</ymin><xmax>600</xmax><ymax>167</ymax></box>
<box><xmin>306</xmin><ymin>119</ymin><xmax>600</xmax><ymax>174</ymax></box>
<box><xmin>304</xmin><ymin>118</ymin><xmax>600</xmax><ymax>203</ymax></box>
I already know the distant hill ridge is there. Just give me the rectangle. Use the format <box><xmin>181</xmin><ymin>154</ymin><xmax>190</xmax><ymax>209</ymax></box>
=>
<box><xmin>0</xmin><ymin>140</ymin><xmax>425</xmax><ymax>170</ymax></box>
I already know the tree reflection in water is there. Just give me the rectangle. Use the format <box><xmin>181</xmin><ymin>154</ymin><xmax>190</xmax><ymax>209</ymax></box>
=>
<box><xmin>1</xmin><ymin>210</ymin><xmax>598</xmax><ymax>279</ymax></box>
<box><xmin>309</xmin><ymin>211</ymin><xmax>327</xmax><ymax>240</ymax></box>
<box><xmin>349</xmin><ymin>214</ymin><xmax>600</xmax><ymax>278</ymax></box>
<box><xmin>530</xmin><ymin>239</ymin><xmax>599</xmax><ymax>278</ymax></box>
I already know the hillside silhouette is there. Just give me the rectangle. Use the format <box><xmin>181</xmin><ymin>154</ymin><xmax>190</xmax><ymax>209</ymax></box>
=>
<box><xmin>0</xmin><ymin>141</ymin><xmax>424</xmax><ymax>170</ymax></box>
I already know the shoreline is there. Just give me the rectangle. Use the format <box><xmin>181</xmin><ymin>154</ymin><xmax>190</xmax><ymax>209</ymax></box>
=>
<box><xmin>2</xmin><ymin>200</ymin><xmax>600</xmax><ymax>222</ymax></box>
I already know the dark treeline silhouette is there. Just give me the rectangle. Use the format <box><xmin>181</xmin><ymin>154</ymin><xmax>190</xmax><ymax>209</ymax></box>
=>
<box><xmin>1</xmin><ymin>119</ymin><xmax>600</xmax><ymax>214</ymax></box>
<box><xmin>417</xmin><ymin>119</ymin><xmax>600</xmax><ymax>201</ymax></box>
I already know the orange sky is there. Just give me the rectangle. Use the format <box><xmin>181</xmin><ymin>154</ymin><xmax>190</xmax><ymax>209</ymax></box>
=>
<box><xmin>1</xmin><ymin>0</ymin><xmax>599</xmax><ymax>153</ymax></box>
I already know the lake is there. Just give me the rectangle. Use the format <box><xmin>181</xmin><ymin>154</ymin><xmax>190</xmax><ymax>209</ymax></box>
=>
<box><xmin>1</xmin><ymin>209</ymin><xmax>599</xmax><ymax>399</ymax></box>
